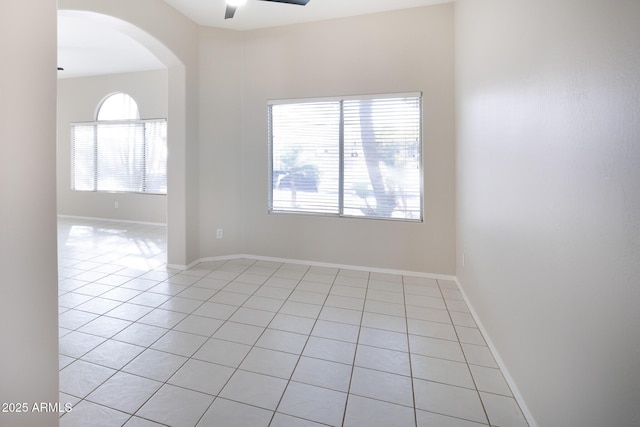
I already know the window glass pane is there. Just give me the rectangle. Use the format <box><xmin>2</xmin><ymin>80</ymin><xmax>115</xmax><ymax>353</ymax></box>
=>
<box><xmin>144</xmin><ymin>121</ymin><xmax>168</xmax><ymax>194</ymax></box>
<box><xmin>97</xmin><ymin>93</ymin><xmax>140</xmax><ymax>121</ymax></box>
<box><xmin>96</xmin><ymin>123</ymin><xmax>145</xmax><ymax>192</ymax></box>
<box><xmin>71</xmin><ymin>125</ymin><xmax>96</xmax><ymax>191</ymax></box>
<box><xmin>343</xmin><ymin>97</ymin><xmax>422</xmax><ymax>220</ymax></box>
<box><xmin>270</xmin><ymin>102</ymin><xmax>340</xmax><ymax>214</ymax></box>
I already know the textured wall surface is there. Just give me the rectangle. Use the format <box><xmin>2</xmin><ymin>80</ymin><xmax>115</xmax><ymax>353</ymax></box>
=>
<box><xmin>456</xmin><ymin>0</ymin><xmax>640</xmax><ymax>425</ymax></box>
<box><xmin>0</xmin><ymin>2</ymin><xmax>59</xmax><ymax>426</ymax></box>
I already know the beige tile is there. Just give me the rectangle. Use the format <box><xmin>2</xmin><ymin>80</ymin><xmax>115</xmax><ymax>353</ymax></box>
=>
<box><xmin>358</xmin><ymin>327</ymin><xmax>408</xmax><ymax>352</ymax></box>
<box><xmin>122</xmin><ymin>348</ymin><xmax>187</xmax><ymax>382</ymax></box>
<box><xmin>220</xmin><ymin>370</ymin><xmax>288</xmax><ymax>410</ymax></box>
<box><xmin>173</xmin><ymin>314</ymin><xmax>224</xmax><ymax>336</ymax></box>
<box><xmin>240</xmin><ymin>347</ymin><xmax>299</xmax><ymax>379</ymax></box>
<box><xmin>59</xmin><ymin>360</ymin><xmax>116</xmax><ymax>398</ymax></box>
<box><xmin>198</xmin><ymin>398</ymin><xmax>273</xmax><ymax>427</ymax></box>
<box><xmin>86</xmin><ymin>372</ymin><xmax>161</xmax><ymax>414</ymax></box>
<box><xmin>81</xmin><ymin>339</ymin><xmax>145</xmax><ymax>370</ymax></box>
<box><xmin>150</xmin><ymin>330</ymin><xmax>207</xmax><ymax>357</ymax></box>
<box><xmin>410</xmin><ymin>335</ymin><xmax>466</xmax><ymax>362</ymax></box>
<box><xmin>414</xmin><ymin>379</ymin><xmax>487</xmax><ymax>424</ymax></box>
<box><xmin>303</xmin><ymin>336</ymin><xmax>356</xmax><ymax>364</ymax></box>
<box><xmin>469</xmin><ymin>365</ymin><xmax>512</xmax><ymax>396</ymax></box>
<box><xmin>411</xmin><ymin>353</ymin><xmax>475</xmax><ymax>389</ymax></box>
<box><xmin>112</xmin><ymin>322</ymin><xmax>168</xmax><ymax>347</ymax></box>
<box><xmin>136</xmin><ymin>384</ymin><xmax>214</xmax><ymax>427</ymax></box>
<box><xmin>229</xmin><ymin>306</ymin><xmax>276</xmax><ymax>327</ymax></box>
<box><xmin>292</xmin><ymin>356</ymin><xmax>353</xmax><ymax>392</ymax></box>
<box><xmin>168</xmin><ymin>359</ymin><xmax>234</xmax><ymax>395</ymax></box>
<box><xmin>256</xmin><ymin>328</ymin><xmax>308</xmax><ymax>354</ymax></box>
<box><xmin>278</xmin><ymin>381</ymin><xmax>347</xmax><ymax>426</ymax></box>
<box><xmin>417</xmin><ymin>410</ymin><xmax>488</xmax><ymax>426</ymax></box>
<box><xmin>350</xmin><ymin>367</ymin><xmax>414</xmax><ymax>407</ymax></box>
<box><xmin>59</xmin><ymin>401</ymin><xmax>129</xmax><ymax>427</ymax></box>
<box><xmin>480</xmin><ymin>392</ymin><xmax>529</xmax><ymax>427</ymax></box>
<box><xmin>312</xmin><ymin>319</ymin><xmax>359</xmax><ymax>343</ymax></box>
<box><xmin>212</xmin><ymin>321</ymin><xmax>264</xmax><ymax>345</ymax></box>
<box><xmin>193</xmin><ymin>337</ymin><xmax>251</xmax><ymax>367</ymax></box>
<box><xmin>344</xmin><ymin>395</ymin><xmax>415</xmax><ymax>427</ymax></box>
<box><xmin>355</xmin><ymin>345</ymin><xmax>411</xmax><ymax>376</ymax></box>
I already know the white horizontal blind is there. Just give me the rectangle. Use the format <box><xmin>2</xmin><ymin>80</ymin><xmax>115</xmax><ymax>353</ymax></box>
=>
<box><xmin>71</xmin><ymin>125</ymin><xmax>96</xmax><ymax>191</ymax></box>
<box><xmin>143</xmin><ymin>121</ymin><xmax>168</xmax><ymax>194</ymax></box>
<box><xmin>342</xmin><ymin>96</ymin><xmax>422</xmax><ymax>220</ymax></box>
<box><xmin>268</xmin><ymin>93</ymin><xmax>422</xmax><ymax>221</ymax></box>
<box><xmin>95</xmin><ymin>122</ymin><xmax>145</xmax><ymax>192</ymax></box>
<box><xmin>269</xmin><ymin>101</ymin><xmax>340</xmax><ymax>213</ymax></box>
<box><xmin>71</xmin><ymin>119</ymin><xmax>167</xmax><ymax>194</ymax></box>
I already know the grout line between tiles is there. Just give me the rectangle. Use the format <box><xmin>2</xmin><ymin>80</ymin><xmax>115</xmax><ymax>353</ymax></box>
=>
<box><xmin>340</xmin><ymin>269</ymin><xmax>370</xmax><ymax>427</ymax></box>
<box><xmin>438</xmin><ymin>278</ymin><xmax>491</xmax><ymax>426</ymax></box>
<box><xmin>403</xmin><ymin>275</ymin><xmax>419</xmax><ymax>427</ymax></box>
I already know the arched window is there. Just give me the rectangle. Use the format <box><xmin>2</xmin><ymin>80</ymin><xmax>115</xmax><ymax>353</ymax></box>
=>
<box><xmin>97</xmin><ymin>92</ymin><xmax>140</xmax><ymax>121</ymax></box>
<box><xmin>71</xmin><ymin>93</ymin><xmax>167</xmax><ymax>194</ymax></box>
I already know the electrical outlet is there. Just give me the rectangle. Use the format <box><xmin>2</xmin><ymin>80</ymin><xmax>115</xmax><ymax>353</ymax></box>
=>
<box><xmin>216</xmin><ymin>228</ymin><xmax>223</xmax><ymax>239</ymax></box>
<box><xmin>114</xmin><ymin>201</ymin><xmax>119</xmax><ymax>209</ymax></box>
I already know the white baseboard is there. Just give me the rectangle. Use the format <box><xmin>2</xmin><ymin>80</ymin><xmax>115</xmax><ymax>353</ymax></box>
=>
<box><xmin>169</xmin><ymin>253</ymin><xmax>456</xmax><ymax>282</ymax></box>
<box><xmin>455</xmin><ymin>278</ymin><xmax>538</xmax><ymax>427</ymax></box>
<box><xmin>57</xmin><ymin>214</ymin><xmax>166</xmax><ymax>227</ymax></box>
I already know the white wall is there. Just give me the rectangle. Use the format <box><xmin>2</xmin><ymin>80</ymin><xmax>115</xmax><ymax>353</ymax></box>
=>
<box><xmin>456</xmin><ymin>0</ymin><xmax>640</xmax><ymax>425</ymax></box>
<box><xmin>198</xmin><ymin>27</ymin><xmax>244</xmax><ymax>257</ymax></box>
<box><xmin>0</xmin><ymin>2</ymin><xmax>59</xmax><ymax>426</ymax></box>
<box><xmin>233</xmin><ymin>5</ymin><xmax>456</xmax><ymax>274</ymax></box>
<box><xmin>57</xmin><ymin>70</ymin><xmax>168</xmax><ymax>223</ymax></box>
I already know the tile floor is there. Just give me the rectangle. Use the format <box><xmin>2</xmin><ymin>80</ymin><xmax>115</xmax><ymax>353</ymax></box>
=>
<box><xmin>57</xmin><ymin>218</ymin><xmax>529</xmax><ymax>427</ymax></box>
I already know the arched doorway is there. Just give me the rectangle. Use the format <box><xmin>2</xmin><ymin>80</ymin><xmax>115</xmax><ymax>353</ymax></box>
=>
<box><xmin>57</xmin><ymin>4</ymin><xmax>198</xmax><ymax>266</ymax></box>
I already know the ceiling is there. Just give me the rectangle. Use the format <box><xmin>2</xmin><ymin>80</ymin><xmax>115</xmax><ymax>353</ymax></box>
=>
<box><xmin>58</xmin><ymin>11</ymin><xmax>166</xmax><ymax>79</ymax></box>
<box><xmin>164</xmin><ymin>0</ymin><xmax>451</xmax><ymax>30</ymax></box>
<box><xmin>58</xmin><ymin>0</ymin><xmax>452</xmax><ymax>79</ymax></box>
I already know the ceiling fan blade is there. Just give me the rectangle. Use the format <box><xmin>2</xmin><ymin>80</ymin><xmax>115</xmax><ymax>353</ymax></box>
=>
<box><xmin>258</xmin><ymin>0</ymin><xmax>311</xmax><ymax>5</ymax></box>
<box><xmin>225</xmin><ymin>5</ymin><xmax>237</xmax><ymax>19</ymax></box>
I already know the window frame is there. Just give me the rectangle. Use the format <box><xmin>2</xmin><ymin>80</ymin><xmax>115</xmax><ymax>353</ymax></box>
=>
<box><xmin>268</xmin><ymin>92</ymin><xmax>423</xmax><ymax>222</ymax></box>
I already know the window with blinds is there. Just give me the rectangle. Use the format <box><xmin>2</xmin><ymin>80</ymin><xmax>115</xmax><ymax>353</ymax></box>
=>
<box><xmin>268</xmin><ymin>93</ymin><xmax>422</xmax><ymax>221</ymax></box>
<box><xmin>71</xmin><ymin>93</ymin><xmax>167</xmax><ymax>195</ymax></box>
